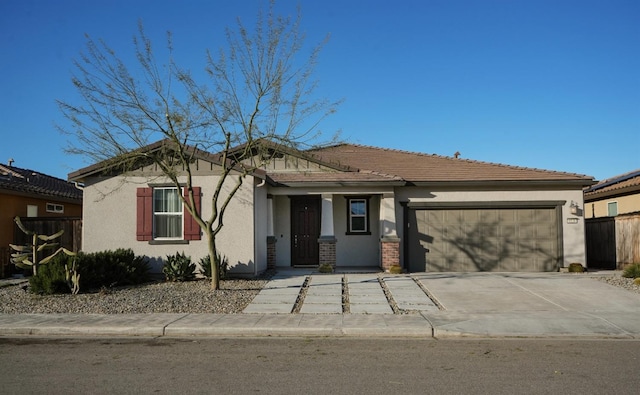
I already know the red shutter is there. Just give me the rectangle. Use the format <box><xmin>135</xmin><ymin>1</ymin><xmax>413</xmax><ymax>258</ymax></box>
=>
<box><xmin>184</xmin><ymin>186</ymin><xmax>201</xmax><ymax>240</ymax></box>
<box><xmin>136</xmin><ymin>188</ymin><xmax>153</xmax><ymax>241</ymax></box>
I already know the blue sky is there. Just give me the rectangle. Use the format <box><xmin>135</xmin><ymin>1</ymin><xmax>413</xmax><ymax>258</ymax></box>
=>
<box><xmin>1</xmin><ymin>0</ymin><xmax>638</xmax><ymax>181</ymax></box>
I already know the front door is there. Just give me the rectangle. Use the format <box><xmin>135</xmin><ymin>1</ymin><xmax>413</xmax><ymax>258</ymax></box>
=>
<box><xmin>291</xmin><ymin>196</ymin><xmax>320</xmax><ymax>266</ymax></box>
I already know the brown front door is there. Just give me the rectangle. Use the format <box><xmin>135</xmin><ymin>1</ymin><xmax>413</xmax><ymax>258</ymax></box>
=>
<box><xmin>291</xmin><ymin>196</ymin><xmax>320</xmax><ymax>266</ymax></box>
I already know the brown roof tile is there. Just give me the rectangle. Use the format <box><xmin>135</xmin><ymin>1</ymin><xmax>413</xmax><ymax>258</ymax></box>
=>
<box><xmin>0</xmin><ymin>164</ymin><xmax>83</xmax><ymax>201</ymax></box>
<box><xmin>584</xmin><ymin>169</ymin><xmax>640</xmax><ymax>199</ymax></box>
<box><xmin>306</xmin><ymin>144</ymin><xmax>594</xmax><ymax>184</ymax></box>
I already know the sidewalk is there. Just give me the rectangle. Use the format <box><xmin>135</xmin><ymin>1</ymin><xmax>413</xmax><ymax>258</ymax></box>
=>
<box><xmin>1</xmin><ymin>271</ymin><xmax>640</xmax><ymax>339</ymax></box>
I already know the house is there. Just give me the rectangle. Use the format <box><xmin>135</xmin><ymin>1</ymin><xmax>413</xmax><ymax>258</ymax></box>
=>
<box><xmin>68</xmin><ymin>140</ymin><xmax>595</xmax><ymax>275</ymax></box>
<box><xmin>584</xmin><ymin>169</ymin><xmax>640</xmax><ymax>269</ymax></box>
<box><xmin>584</xmin><ymin>169</ymin><xmax>640</xmax><ymax>219</ymax></box>
<box><xmin>0</xmin><ymin>162</ymin><xmax>83</xmax><ymax>276</ymax></box>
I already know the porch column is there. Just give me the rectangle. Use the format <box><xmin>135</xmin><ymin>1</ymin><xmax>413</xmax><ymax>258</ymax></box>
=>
<box><xmin>319</xmin><ymin>194</ymin><xmax>337</xmax><ymax>267</ymax></box>
<box><xmin>266</xmin><ymin>195</ymin><xmax>277</xmax><ymax>269</ymax></box>
<box><xmin>380</xmin><ymin>193</ymin><xmax>400</xmax><ymax>271</ymax></box>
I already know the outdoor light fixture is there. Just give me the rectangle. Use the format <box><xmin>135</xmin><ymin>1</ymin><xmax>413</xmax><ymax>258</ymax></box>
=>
<box><xmin>570</xmin><ymin>201</ymin><xmax>579</xmax><ymax>215</ymax></box>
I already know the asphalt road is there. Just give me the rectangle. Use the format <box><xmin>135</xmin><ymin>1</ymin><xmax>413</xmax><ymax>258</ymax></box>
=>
<box><xmin>1</xmin><ymin>337</ymin><xmax>638</xmax><ymax>394</ymax></box>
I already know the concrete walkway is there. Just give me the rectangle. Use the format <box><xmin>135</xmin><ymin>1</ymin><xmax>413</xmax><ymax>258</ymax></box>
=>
<box><xmin>2</xmin><ymin>271</ymin><xmax>640</xmax><ymax>339</ymax></box>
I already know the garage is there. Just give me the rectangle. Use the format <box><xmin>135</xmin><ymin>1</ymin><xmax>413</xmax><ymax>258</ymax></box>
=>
<box><xmin>405</xmin><ymin>203</ymin><xmax>563</xmax><ymax>272</ymax></box>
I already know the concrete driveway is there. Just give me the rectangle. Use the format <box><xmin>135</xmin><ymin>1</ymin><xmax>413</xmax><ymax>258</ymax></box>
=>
<box><xmin>415</xmin><ymin>272</ymin><xmax>640</xmax><ymax>338</ymax></box>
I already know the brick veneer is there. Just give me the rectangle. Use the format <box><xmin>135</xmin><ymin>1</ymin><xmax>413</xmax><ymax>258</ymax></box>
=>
<box><xmin>380</xmin><ymin>237</ymin><xmax>400</xmax><ymax>271</ymax></box>
<box><xmin>267</xmin><ymin>236</ymin><xmax>277</xmax><ymax>269</ymax></box>
<box><xmin>318</xmin><ymin>237</ymin><xmax>337</xmax><ymax>267</ymax></box>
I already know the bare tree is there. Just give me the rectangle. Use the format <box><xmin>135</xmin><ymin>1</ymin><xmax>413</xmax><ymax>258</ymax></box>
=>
<box><xmin>58</xmin><ymin>2</ymin><xmax>340</xmax><ymax>289</ymax></box>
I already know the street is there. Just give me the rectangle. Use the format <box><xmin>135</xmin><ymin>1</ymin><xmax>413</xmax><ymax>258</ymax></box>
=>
<box><xmin>1</xmin><ymin>337</ymin><xmax>638</xmax><ymax>394</ymax></box>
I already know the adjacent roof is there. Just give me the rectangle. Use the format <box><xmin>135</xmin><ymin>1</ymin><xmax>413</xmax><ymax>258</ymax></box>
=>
<box><xmin>0</xmin><ymin>164</ymin><xmax>83</xmax><ymax>201</ymax></box>
<box><xmin>584</xmin><ymin>169</ymin><xmax>640</xmax><ymax>201</ymax></box>
<box><xmin>297</xmin><ymin>143</ymin><xmax>594</xmax><ymax>186</ymax></box>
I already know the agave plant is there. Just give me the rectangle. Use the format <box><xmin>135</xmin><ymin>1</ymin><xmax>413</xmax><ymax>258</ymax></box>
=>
<box><xmin>9</xmin><ymin>216</ymin><xmax>76</xmax><ymax>276</ymax></box>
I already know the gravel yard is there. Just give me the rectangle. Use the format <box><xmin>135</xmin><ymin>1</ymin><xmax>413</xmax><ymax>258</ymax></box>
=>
<box><xmin>0</xmin><ymin>277</ymin><xmax>269</xmax><ymax>314</ymax></box>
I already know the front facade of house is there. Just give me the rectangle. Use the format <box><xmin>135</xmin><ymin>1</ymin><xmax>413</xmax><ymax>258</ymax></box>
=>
<box><xmin>70</xmin><ymin>142</ymin><xmax>594</xmax><ymax>275</ymax></box>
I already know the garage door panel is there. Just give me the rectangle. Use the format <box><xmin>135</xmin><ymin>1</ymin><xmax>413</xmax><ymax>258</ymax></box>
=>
<box><xmin>408</xmin><ymin>207</ymin><xmax>559</xmax><ymax>272</ymax></box>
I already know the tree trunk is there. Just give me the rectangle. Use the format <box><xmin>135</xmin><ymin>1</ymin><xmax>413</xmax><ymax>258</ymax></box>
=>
<box><xmin>208</xmin><ymin>234</ymin><xmax>220</xmax><ymax>290</ymax></box>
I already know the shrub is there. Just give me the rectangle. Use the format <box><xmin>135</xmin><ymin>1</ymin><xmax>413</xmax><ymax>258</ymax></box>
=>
<box><xmin>318</xmin><ymin>263</ymin><xmax>333</xmax><ymax>273</ymax></box>
<box><xmin>622</xmin><ymin>263</ymin><xmax>640</xmax><ymax>279</ymax></box>
<box><xmin>388</xmin><ymin>265</ymin><xmax>403</xmax><ymax>274</ymax></box>
<box><xmin>29</xmin><ymin>256</ymin><xmax>69</xmax><ymax>294</ymax></box>
<box><xmin>568</xmin><ymin>263</ymin><xmax>585</xmax><ymax>273</ymax></box>
<box><xmin>164</xmin><ymin>252</ymin><xmax>196</xmax><ymax>282</ymax></box>
<box><xmin>78</xmin><ymin>249</ymin><xmax>151</xmax><ymax>290</ymax></box>
<box><xmin>198</xmin><ymin>252</ymin><xmax>229</xmax><ymax>280</ymax></box>
<box><xmin>28</xmin><ymin>248</ymin><xmax>150</xmax><ymax>294</ymax></box>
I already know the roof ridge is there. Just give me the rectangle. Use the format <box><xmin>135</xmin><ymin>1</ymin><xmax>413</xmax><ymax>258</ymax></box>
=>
<box><xmin>327</xmin><ymin>142</ymin><xmax>593</xmax><ymax>179</ymax></box>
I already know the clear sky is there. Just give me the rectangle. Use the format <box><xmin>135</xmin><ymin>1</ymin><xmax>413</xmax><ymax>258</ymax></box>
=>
<box><xmin>1</xmin><ymin>0</ymin><xmax>638</xmax><ymax>182</ymax></box>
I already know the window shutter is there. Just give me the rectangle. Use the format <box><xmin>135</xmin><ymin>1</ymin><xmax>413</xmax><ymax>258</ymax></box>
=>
<box><xmin>184</xmin><ymin>186</ymin><xmax>201</xmax><ymax>240</ymax></box>
<box><xmin>136</xmin><ymin>188</ymin><xmax>153</xmax><ymax>241</ymax></box>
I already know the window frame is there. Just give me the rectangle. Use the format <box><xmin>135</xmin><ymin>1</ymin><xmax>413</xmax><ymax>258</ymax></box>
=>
<box><xmin>46</xmin><ymin>203</ymin><xmax>64</xmax><ymax>214</ymax></box>
<box><xmin>346</xmin><ymin>196</ymin><xmax>371</xmax><ymax>235</ymax></box>
<box><xmin>607</xmin><ymin>201</ymin><xmax>618</xmax><ymax>217</ymax></box>
<box><xmin>153</xmin><ymin>186</ymin><xmax>184</xmax><ymax>240</ymax></box>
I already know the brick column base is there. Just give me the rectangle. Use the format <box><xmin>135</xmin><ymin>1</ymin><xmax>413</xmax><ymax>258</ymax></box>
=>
<box><xmin>267</xmin><ymin>236</ymin><xmax>277</xmax><ymax>269</ymax></box>
<box><xmin>318</xmin><ymin>236</ymin><xmax>337</xmax><ymax>267</ymax></box>
<box><xmin>380</xmin><ymin>236</ymin><xmax>401</xmax><ymax>271</ymax></box>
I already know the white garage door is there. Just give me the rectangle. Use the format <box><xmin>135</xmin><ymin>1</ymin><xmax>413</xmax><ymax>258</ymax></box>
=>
<box><xmin>407</xmin><ymin>206</ymin><xmax>561</xmax><ymax>272</ymax></box>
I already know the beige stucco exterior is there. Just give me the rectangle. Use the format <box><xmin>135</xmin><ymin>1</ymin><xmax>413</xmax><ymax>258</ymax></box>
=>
<box><xmin>81</xmin><ymin>173</ymin><xmax>260</xmax><ymax>275</ymax></box>
<box><xmin>584</xmin><ymin>193</ymin><xmax>640</xmax><ymax>219</ymax></box>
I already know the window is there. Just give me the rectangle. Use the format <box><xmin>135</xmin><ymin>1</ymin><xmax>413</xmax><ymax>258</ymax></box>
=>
<box><xmin>347</xmin><ymin>197</ymin><xmax>370</xmax><ymax>234</ymax></box>
<box><xmin>27</xmin><ymin>205</ymin><xmax>38</xmax><ymax>217</ymax></box>
<box><xmin>154</xmin><ymin>187</ymin><xmax>183</xmax><ymax>239</ymax></box>
<box><xmin>607</xmin><ymin>201</ymin><xmax>618</xmax><ymax>217</ymax></box>
<box><xmin>137</xmin><ymin>186</ymin><xmax>201</xmax><ymax>242</ymax></box>
<box><xmin>46</xmin><ymin>203</ymin><xmax>64</xmax><ymax>213</ymax></box>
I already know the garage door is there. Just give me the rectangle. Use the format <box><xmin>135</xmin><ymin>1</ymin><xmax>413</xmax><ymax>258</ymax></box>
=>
<box><xmin>407</xmin><ymin>207</ymin><xmax>560</xmax><ymax>272</ymax></box>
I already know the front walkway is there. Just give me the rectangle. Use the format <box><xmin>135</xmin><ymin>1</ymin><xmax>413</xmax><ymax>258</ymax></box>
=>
<box><xmin>242</xmin><ymin>270</ymin><xmax>439</xmax><ymax>314</ymax></box>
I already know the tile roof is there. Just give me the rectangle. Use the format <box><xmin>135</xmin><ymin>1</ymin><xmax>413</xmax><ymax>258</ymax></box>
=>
<box><xmin>0</xmin><ymin>164</ymin><xmax>83</xmax><ymax>201</ymax></box>
<box><xmin>304</xmin><ymin>144</ymin><xmax>594</xmax><ymax>184</ymax></box>
<box><xmin>584</xmin><ymin>169</ymin><xmax>640</xmax><ymax>199</ymax></box>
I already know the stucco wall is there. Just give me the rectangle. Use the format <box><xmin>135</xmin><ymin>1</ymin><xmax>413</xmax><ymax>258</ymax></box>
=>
<box><xmin>394</xmin><ymin>187</ymin><xmax>587</xmax><ymax>268</ymax></box>
<box><xmin>82</xmin><ymin>174</ymin><xmax>257</xmax><ymax>274</ymax></box>
<box><xmin>0</xmin><ymin>192</ymin><xmax>82</xmax><ymax>248</ymax></box>
<box><xmin>332</xmin><ymin>194</ymin><xmax>380</xmax><ymax>266</ymax></box>
<box><xmin>585</xmin><ymin>193</ymin><xmax>640</xmax><ymax>219</ymax></box>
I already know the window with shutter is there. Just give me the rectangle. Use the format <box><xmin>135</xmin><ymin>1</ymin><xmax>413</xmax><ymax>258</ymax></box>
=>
<box><xmin>136</xmin><ymin>186</ymin><xmax>201</xmax><ymax>241</ymax></box>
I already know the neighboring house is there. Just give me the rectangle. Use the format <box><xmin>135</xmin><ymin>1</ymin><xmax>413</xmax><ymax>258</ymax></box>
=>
<box><xmin>0</xmin><ymin>162</ymin><xmax>83</xmax><ymax>276</ymax></box>
<box><xmin>584</xmin><ymin>169</ymin><xmax>640</xmax><ymax>269</ymax></box>
<box><xmin>69</xmin><ymin>140</ymin><xmax>594</xmax><ymax>275</ymax></box>
<box><xmin>583</xmin><ymin>169</ymin><xmax>640</xmax><ymax>219</ymax></box>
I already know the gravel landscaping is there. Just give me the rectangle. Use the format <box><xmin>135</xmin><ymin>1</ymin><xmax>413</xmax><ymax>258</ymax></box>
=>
<box><xmin>0</xmin><ymin>276</ymin><xmax>270</xmax><ymax>314</ymax></box>
<box><xmin>1</xmin><ymin>271</ymin><xmax>639</xmax><ymax>315</ymax></box>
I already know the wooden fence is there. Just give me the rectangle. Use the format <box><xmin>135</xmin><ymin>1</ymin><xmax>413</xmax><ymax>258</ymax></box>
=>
<box><xmin>586</xmin><ymin>213</ymin><xmax>640</xmax><ymax>269</ymax></box>
<box><xmin>2</xmin><ymin>217</ymin><xmax>82</xmax><ymax>278</ymax></box>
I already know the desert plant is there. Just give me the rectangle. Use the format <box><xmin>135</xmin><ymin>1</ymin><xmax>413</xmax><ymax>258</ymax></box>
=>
<box><xmin>568</xmin><ymin>263</ymin><xmax>585</xmax><ymax>273</ymax></box>
<box><xmin>622</xmin><ymin>263</ymin><xmax>640</xmax><ymax>279</ymax></box>
<box><xmin>10</xmin><ymin>216</ymin><xmax>76</xmax><ymax>276</ymax></box>
<box><xmin>28</xmin><ymin>256</ymin><xmax>69</xmax><ymax>294</ymax></box>
<box><xmin>199</xmin><ymin>252</ymin><xmax>228</xmax><ymax>280</ymax></box>
<box><xmin>388</xmin><ymin>265</ymin><xmax>403</xmax><ymax>274</ymax></box>
<box><xmin>318</xmin><ymin>263</ymin><xmax>333</xmax><ymax>273</ymax></box>
<box><xmin>65</xmin><ymin>258</ymin><xmax>81</xmax><ymax>295</ymax></box>
<box><xmin>634</xmin><ymin>278</ymin><xmax>640</xmax><ymax>286</ymax></box>
<box><xmin>163</xmin><ymin>252</ymin><xmax>196</xmax><ymax>282</ymax></box>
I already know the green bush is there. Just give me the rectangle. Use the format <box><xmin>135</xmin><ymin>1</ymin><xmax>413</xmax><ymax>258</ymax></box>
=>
<box><xmin>164</xmin><ymin>252</ymin><xmax>196</xmax><ymax>282</ymax></box>
<box><xmin>622</xmin><ymin>263</ymin><xmax>640</xmax><ymax>279</ymax></box>
<box><xmin>29</xmin><ymin>256</ymin><xmax>69</xmax><ymax>294</ymax></box>
<box><xmin>28</xmin><ymin>248</ymin><xmax>150</xmax><ymax>294</ymax></box>
<box><xmin>198</xmin><ymin>252</ymin><xmax>229</xmax><ymax>280</ymax></box>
